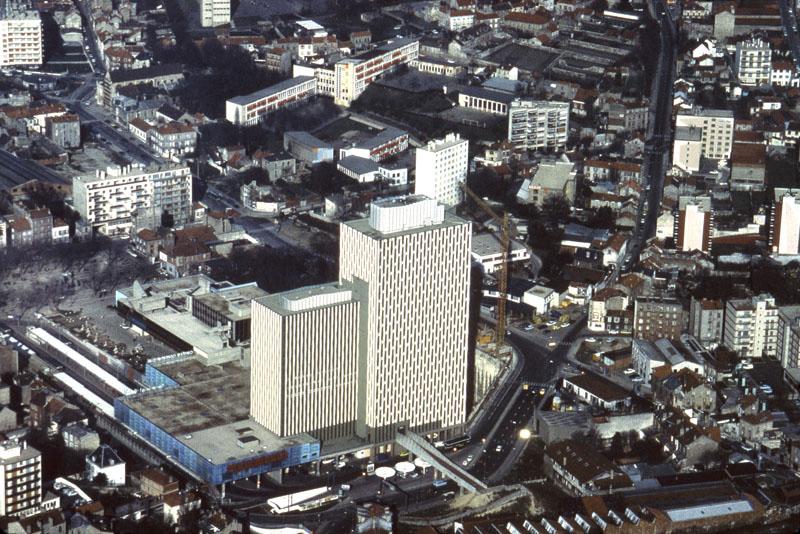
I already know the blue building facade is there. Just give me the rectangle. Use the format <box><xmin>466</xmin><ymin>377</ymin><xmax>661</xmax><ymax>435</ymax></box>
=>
<box><xmin>114</xmin><ymin>360</ymin><xmax>321</xmax><ymax>486</ymax></box>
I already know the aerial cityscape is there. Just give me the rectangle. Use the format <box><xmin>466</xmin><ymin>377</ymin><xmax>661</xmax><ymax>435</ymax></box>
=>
<box><xmin>0</xmin><ymin>0</ymin><xmax>799</xmax><ymax>532</ymax></box>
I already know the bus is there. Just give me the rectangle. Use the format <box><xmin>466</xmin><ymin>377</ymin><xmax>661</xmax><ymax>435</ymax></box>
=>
<box><xmin>442</xmin><ymin>434</ymin><xmax>471</xmax><ymax>450</ymax></box>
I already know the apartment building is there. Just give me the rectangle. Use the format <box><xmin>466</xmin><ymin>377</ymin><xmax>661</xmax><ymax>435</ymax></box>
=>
<box><xmin>672</xmin><ymin>126</ymin><xmax>702</xmax><ymax>172</ymax></box>
<box><xmin>777</xmin><ymin>305</ymin><xmax>800</xmax><ymax>369</ymax></box>
<box><xmin>689</xmin><ymin>297</ymin><xmax>724</xmax><ymax>348</ymax></box>
<box><xmin>149</xmin><ymin>122</ymin><xmax>197</xmax><ymax>159</ymax></box>
<box><xmin>199</xmin><ymin>0</ymin><xmax>229</xmax><ymax>27</ymax></box>
<box><xmin>0</xmin><ymin>439</ymin><xmax>42</xmax><ymax>518</ymax></box>
<box><xmin>250</xmin><ymin>284</ymin><xmax>361</xmax><ymax>442</ymax></box>
<box><xmin>72</xmin><ymin>164</ymin><xmax>192</xmax><ymax>237</ymax></box>
<box><xmin>734</xmin><ymin>36</ymin><xmax>772</xmax><ymax>87</ymax></box>
<box><xmin>675</xmin><ymin>195</ymin><xmax>712</xmax><ymax>254</ymax></box>
<box><xmin>225</xmin><ymin>76</ymin><xmax>316</xmax><ymax>126</ymax></box>
<box><xmin>770</xmin><ymin>188</ymin><xmax>800</xmax><ymax>256</ymax></box>
<box><xmin>674</xmin><ymin>108</ymin><xmax>735</xmax><ymax>160</ymax></box>
<box><xmin>0</xmin><ymin>10</ymin><xmax>43</xmax><ymax>67</ymax></box>
<box><xmin>414</xmin><ymin>133</ymin><xmax>469</xmax><ymax>207</ymax></box>
<box><xmin>633</xmin><ymin>297</ymin><xmax>685</xmax><ymax>341</ymax></box>
<box><xmin>45</xmin><ymin>114</ymin><xmax>81</xmax><ymax>148</ymax></box>
<box><xmin>724</xmin><ymin>294</ymin><xmax>779</xmax><ymax>359</ymax></box>
<box><xmin>339</xmin><ymin>196</ymin><xmax>471</xmax><ymax>444</ymax></box>
<box><xmin>333</xmin><ymin>38</ymin><xmax>419</xmax><ymax>107</ymax></box>
<box><xmin>507</xmin><ymin>99</ymin><xmax>570</xmax><ymax>151</ymax></box>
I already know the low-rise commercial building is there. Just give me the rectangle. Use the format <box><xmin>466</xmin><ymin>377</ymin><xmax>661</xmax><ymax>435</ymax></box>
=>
<box><xmin>283</xmin><ymin>131</ymin><xmax>334</xmax><ymax>164</ymax></box>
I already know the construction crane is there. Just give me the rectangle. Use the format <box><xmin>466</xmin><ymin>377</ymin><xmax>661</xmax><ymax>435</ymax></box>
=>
<box><xmin>460</xmin><ymin>182</ymin><xmax>514</xmax><ymax>356</ymax></box>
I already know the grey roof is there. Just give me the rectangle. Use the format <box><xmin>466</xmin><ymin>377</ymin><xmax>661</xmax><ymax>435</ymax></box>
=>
<box><xmin>284</xmin><ymin>131</ymin><xmax>331</xmax><ymax>149</ymax></box>
<box><xmin>228</xmin><ymin>76</ymin><xmax>315</xmax><ymax>106</ymax></box>
<box><xmin>353</xmin><ymin>127</ymin><xmax>406</xmax><ymax>151</ymax></box>
<box><xmin>108</xmin><ymin>63</ymin><xmax>183</xmax><ymax>84</ymax></box>
<box><xmin>87</xmin><ymin>444</ymin><xmax>124</xmax><ymax>468</ymax></box>
<box><xmin>458</xmin><ymin>85</ymin><xmax>517</xmax><ymax>104</ymax></box>
<box><xmin>338</xmin><ymin>155</ymin><xmax>378</xmax><ymax>175</ymax></box>
<box><xmin>665</xmin><ymin>499</ymin><xmax>753</xmax><ymax>522</ymax></box>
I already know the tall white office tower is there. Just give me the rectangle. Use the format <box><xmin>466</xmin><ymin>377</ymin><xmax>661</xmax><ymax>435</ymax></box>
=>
<box><xmin>339</xmin><ymin>196</ymin><xmax>472</xmax><ymax>443</ymax></box>
<box><xmin>250</xmin><ymin>284</ymin><xmax>361</xmax><ymax>442</ymax></box>
<box><xmin>414</xmin><ymin>133</ymin><xmax>469</xmax><ymax>207</ymax></box>
<box><xmin>0</xmin><ymin>9</ymin><xmax>43</xmax><ymax>67</ymax></box>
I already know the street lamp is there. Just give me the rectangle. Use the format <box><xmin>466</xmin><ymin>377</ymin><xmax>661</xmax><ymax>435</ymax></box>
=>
<box><xmin>519</xmin><ymin>428</ymin><xmax>531</xmax><ymax>440</ymax></box>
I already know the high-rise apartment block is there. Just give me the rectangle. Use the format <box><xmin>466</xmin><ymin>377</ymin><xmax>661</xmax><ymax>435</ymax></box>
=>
<box><xmin>200</xmin><ymin>0</ymin><xmax>229</xmax><ymax>27</ymax></box>
<box><xmin>251</xmin><ymin>197</ymin><xmax>472</xmax><ymax>447</ymax></box>
<box><xmin>777</xmin><ymin>305</ymin><xmax>800</xmax><ymax>370</ymax></box>
<box><xmin>675</xmin><ymin>109</ymin><xmax>734</xmax><ymax>161</ymax></box>
<box><xmin>0</xmin><ymin>9</ymin><xmax>42</xmax><ymax>67</ymax></box>
<box><xmin>251</xmin><ymin>284</ymin><xmax>361</xmax><ymax>442</ymax></box>
<box><xmin>675</xmin><ymin>195</ymin><xmax>712</xmax><ymax>253</ymax></box>
<box><xmin>734</xmin><ymin>36</ymin><xmax>772</xmax><ymax>87</ymax></box>
<box><xmin>414</xmin><ymin>133</ymin><xmax>469</xmax><ymax>207</ymax></box>
<box><xmin>507</xmin><ymin>99</ymin><xmax>569</xmax><ymax>151</ymax></box>
<box><xmin>0</xmin><ymin>439</ymin><xmax>42</xmax><ymax>518</ymax></box>
<box><xmin>72</xmin><ymin>164</ymin><xmax>192</xmax><ymax>237</ymax></box>
<box><xmin>770</xmin><ymin>188</ymin><xmax>800</xmax><ymax>256</ymax></box>
<box><xmin>334</xmin><ymin>38</ymin><xmax>419</xmax><ymax>107</ymax></box>
<box><xmin>689</xmin><ymin>297</ymin><xmax>724</xmax><ymax>348</ymax></box>
<box><xmin>724</xmin><ymin>294</ymin><xmax>778</xmax><ymax>359</ymax></box>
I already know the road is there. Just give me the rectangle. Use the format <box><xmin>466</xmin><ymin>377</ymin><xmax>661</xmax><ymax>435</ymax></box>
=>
<box><xmin>780</xmin><ymin>0</ymin><xmax>800</xmax><ymax>71</ymax></box>
<box><xmin>621</xmin><ymin>0</ymin><xmax>677</xmax><ymax>271</ymax></box>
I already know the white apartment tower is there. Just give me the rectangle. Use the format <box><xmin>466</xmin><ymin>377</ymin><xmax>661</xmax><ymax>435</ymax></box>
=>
<box><xmin>507</xmin><ymin>99</ymin><xmax>570</xmax><ymax>151</ymax></box>
<box><xmin>0</xmin><ymin>10</ymin><xmax>43</xmax><ymax>67</ymax></box>
<box><xmin>735</xmin><ymin>36</ymin><xmax>772</xmax><ymax>87</ymax></box>
<box><xmin>72</xmin><ymin>164</ymin><xmax>193</xmax><ymax>237</ymax></box>
<box><xmin>200</xmin><ymin>0</ymin><xmax>229</xmax><ymax>27</ymax></box>
<box><xmin>675</xmin><ymin>108</ymin><xmax>734</xmax><ymax>160</ymax></box>
<box><xmin>414</xmin><ymin>133</ymin><xmax>469</xmax><ymax>207</ymax></box>
<box><xmin>724</xmin><ymin>294</ymin><xmax>779</xmax><ymax>359</ymax></box>
<box><xmin>340</xmin><ymin>197</ymin><xmax>471</xmax><ymax>443</ymax></box>
<box><xmin>250</xmin><ymin>284</ymin><xmax>361</xmax><ymax>442</ymax></box>
<box><xmin>675</xmin><ymin>195</ymin><xmax>712</xmax><ymax>253</ymax></box>
<box><xmin>770</xmin><ymin>188</ymin><xmax>800</xmax><ymax>256</ymax></box>
<box><xmin>0</xmin><ymin>439</ymin><xmax>42</xmax><ymax>518</ymax></box>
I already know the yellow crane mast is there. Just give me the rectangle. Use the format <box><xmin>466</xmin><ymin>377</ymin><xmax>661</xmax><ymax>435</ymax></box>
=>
<box><xmin>460</xmin><ymin>183</ymin><xmax>513</xmax><ymax>356</ymax></box>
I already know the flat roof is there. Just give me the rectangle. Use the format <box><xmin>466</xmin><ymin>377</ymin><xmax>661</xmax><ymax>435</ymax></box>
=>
<box><xmin>193</xmin><ymin>284</ymin><xmax>266</xmax><ymax>321</ymax></box>
<box><xmin>228</xmin><ymin>76</ymin><xmax>315</xmax><ymax>106</ymax></box>
<box><xmin>471</xmin><ymin>232</ymin><xmax>527</xmax><ymax>257</ymax></box>
<box><xmin>123</xmin><ymin>358</ymin><xmax>315</xmax><ymax>465</ymax></box>
<box><xmin>338</xmin><ymin>155</ymin><xmax>378</xmax><ymax>175</ymax></box>
<box><xmin>343</xmin><ymin>209</ymin><xmax>468</xmax><ymax>241</ymax></box>
<box><xmin>254</xmin><ymin>283</ymin><xmax>357</xmax><ymax>317</ymax></box>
